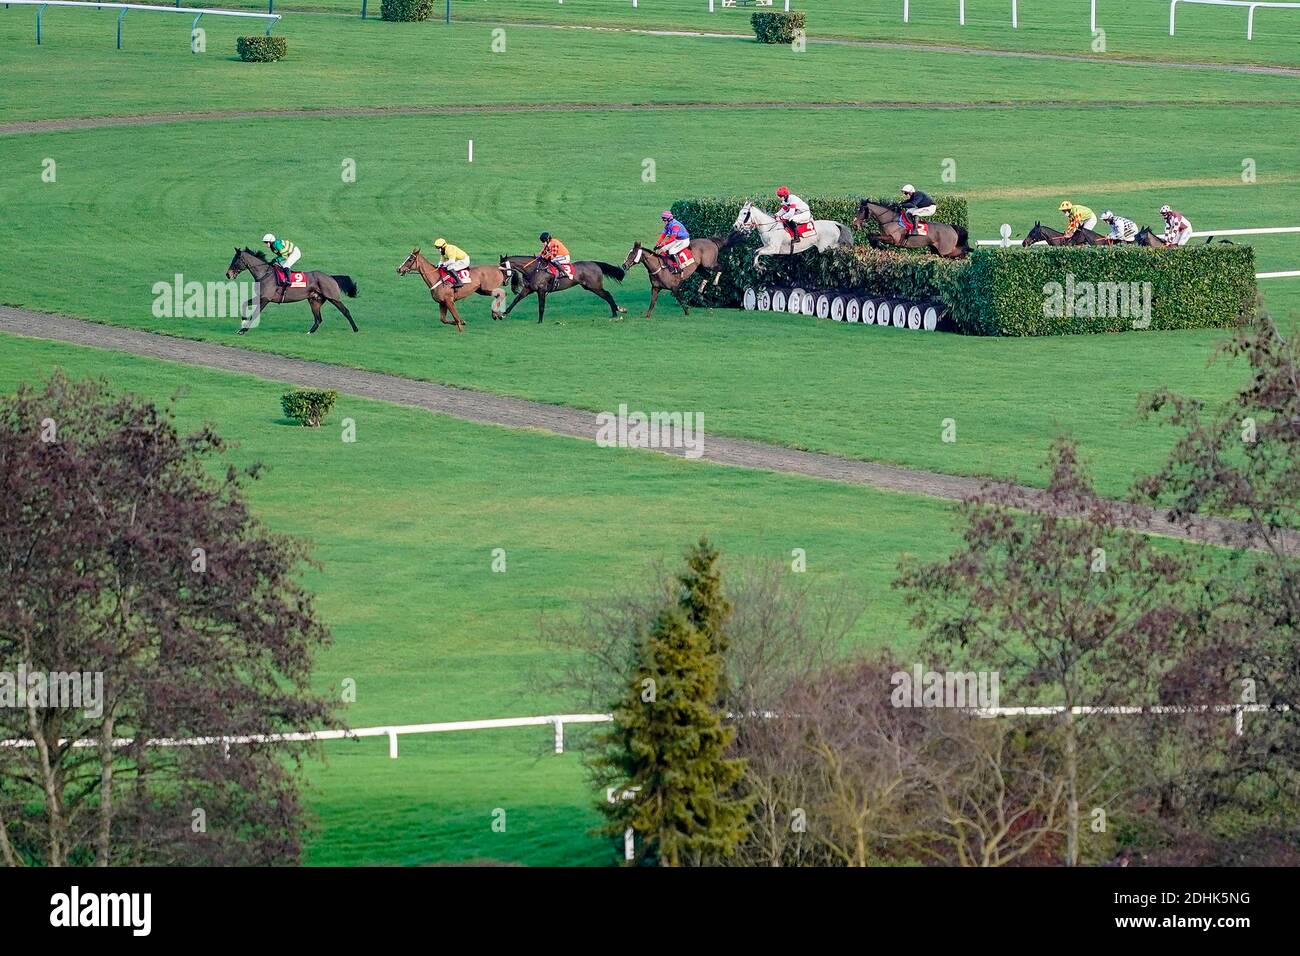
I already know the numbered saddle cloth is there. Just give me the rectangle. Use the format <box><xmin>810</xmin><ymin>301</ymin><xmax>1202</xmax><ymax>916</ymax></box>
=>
<box><xmin>276</xmin><ymin>267</ymin><xmax>308</xmax><ymax>287</ymax></box>
<box><xmin>440</xmin><ymin>267</ymin><xmax>472</xmax><ymax>283</ymax></box>
<box><xmin>899</xmin><ymin>214</ymin><xmax>928</xmax><ymax>236</ymax></box>
<box><xmin>786</xmin><ymin>221</ymin><xmax>817</xmax><ymax>240</ymax></box>
<box><xmin>676</xmin><ymin>249</ymin><xmax>695</xmax><ymax>267</ymax></box>
<box><xmin>547</xmin><ymin>262</ymin><xmax>576</xmax><ymax>279</ymax></box>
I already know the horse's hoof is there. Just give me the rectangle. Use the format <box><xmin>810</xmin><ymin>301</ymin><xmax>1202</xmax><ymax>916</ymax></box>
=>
<box><xmin>237</xmin><ymin>329</ymin><xmax>247</xmax><ymax>336</ymax></box>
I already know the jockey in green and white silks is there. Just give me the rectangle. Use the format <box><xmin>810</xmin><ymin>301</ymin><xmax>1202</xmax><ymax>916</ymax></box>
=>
<box><xmin>262</xmin><ymin>233</ymin><xmax>302</xmax><ymax>273</ymax></box>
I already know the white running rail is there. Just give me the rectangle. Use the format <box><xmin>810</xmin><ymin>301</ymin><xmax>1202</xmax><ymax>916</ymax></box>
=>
<box><xmin>6</xmin><ymin>0</ymin><xmax>281</xmax><ymax>50</ymax></box>
<box><xmin>1169</xmin><ymin>0</ymin><xmax>1300</xmax><ymax>40</ymax></box>
<box><xmin>2</xmin><ymin>704</ymin><xmax>1285</xmax><ymax>758</ymax></box>
<box><xmin>904</xmin><ymin>0</ymin><xmax>1099</xmax><ymax>31</ymax></box>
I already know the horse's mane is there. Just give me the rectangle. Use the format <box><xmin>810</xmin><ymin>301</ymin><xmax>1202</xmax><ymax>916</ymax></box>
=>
<box><xmin>242</xmin><ymin>247</ymin><xmax>270</xmax><ymax>262</ymax></box>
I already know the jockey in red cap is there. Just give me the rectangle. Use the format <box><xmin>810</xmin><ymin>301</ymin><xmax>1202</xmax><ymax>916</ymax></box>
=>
<box><xmin>655</xmin><ymin>210</ymin><xmax>692</xmax><ymax>274</ymax></box>
<box><xmin>776</xmin><ymin>186</ymin><xmax>813</xmax><ymax>245</ymax></box>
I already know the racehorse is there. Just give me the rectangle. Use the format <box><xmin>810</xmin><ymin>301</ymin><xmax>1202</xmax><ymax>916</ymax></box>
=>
<box><xmin>1022</xmin><ymin>221</ymin><xmax>1109</xmax><ymax>246</ymax></box>
<box><xmin>225</xmin><ymin>247</ymin><xmax>358</xmax><ymax>335</ymax></box>
<box><xmin>682</xmin><ymin>236</ymin><xmax>729</xmax><ymax>294</ymax></box>
<box><xmin>1134</xmin><ymin>227</ymin><xmax>1168</xmax><ymax>248</ymax></box>
<box><xmin>733</xmin><ymin>201</ymin><xmax>854</xmax><ymax>269</ymax></box>
<box><xmin>852</xmin><ymin>200</ymin><xmax>970</xmax><ymax>258</ymax></box>
<box><xmin>498</xmin><ymin>255</ymin><xmax>626</xmax><ymax>323</ymax></box>
<box><xmin>622</xmin><ymin>241</ymin><xmax>697</xmax><ymax>318</ymax></box>
<box><xmin>395</xmin><ymin>248</ymin><xmax>508</xmax><ymax>333</ymax></box>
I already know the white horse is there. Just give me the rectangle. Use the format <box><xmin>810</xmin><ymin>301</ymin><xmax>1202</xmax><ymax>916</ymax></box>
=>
<box><xmin>733</xmin><ymin>201</ymin><xmax>855</xmax><ymax>269</ymax></box>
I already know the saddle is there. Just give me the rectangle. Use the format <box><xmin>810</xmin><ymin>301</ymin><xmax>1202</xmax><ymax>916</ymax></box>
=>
<box><xmin>546</xmin><ymin>262</ymin><xmax>576</xmax><ymax>280</ymax></box>
<box><xmin>274</xmin><ymin>267</ymin><xmax>307</xmax><ymax>288</ymax></box>
<box><xmin>899</xmin><ymin>212</ymin><xmax>929</xmax><ymax>236</ymax></box>
<box><xmin>784</xmin><ymin>221</ymin><xmax>817</xmax><ymax>241</ymax></box>
<box><xmin>439</xmin><ymin>267</ymin><xmax>472</xmax><ymax>284</ymax></box>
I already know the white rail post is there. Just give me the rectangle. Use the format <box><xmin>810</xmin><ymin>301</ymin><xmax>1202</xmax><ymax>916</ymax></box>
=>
<box><xmin>1011</xmin><ymin>0</ymin><xmax>1018</xmax><ymax>28</ymax></box>
<box><xmin>903</xmin><ymin>0</ymin><xmax>909</xmax><ymax>23</ymax></box>
<box><xmin>1091</xmin><ymin>0</ymin><xmax>1097</xmax><ymax>32</ymax></box>
<box><xmin>553</xmin><ymin>719</ymin><xmax>564</xmax><ymax>754</ymax></box>
<box><xmin>1235</xmin><ymin>707</ymin><xmax>1245</xmax><ymax>736</ymax></box>
<box><xmin>1000</xmin><ymin>223</ymin><xmax>1013</xmax><ymax>247</ymax></box>
<box><xmin>1248</xmin><ymin>2</ymin><xmax>1257</xmax><ymax>38</ymax></box>
<box><xmin>387</xmin><ymin>729</ymin><xmax>399</xmax><ymax>758</ymax></box>
<box><xmin>960</xmin><ymin>0</ymin><xmax>965</xmax><ymax>25</ymax></box>
<box><xmin>1170</xmin><ymin>0</ymin><xmax>1179</xmax><ymax>35</ymax></box>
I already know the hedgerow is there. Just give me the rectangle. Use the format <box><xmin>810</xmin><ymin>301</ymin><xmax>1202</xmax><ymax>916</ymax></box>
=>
<box><xmin>956</xmin><ymin>246</ymin><xmax>1257</xmax><ymax>335</ymax></box>
<box><xmin>670</xmin><ymin>193</ymin><xmax>968</xmax><ymax>308</ymax></box>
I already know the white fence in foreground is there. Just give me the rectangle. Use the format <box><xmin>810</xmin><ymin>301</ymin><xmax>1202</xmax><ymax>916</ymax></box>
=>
<box><xmin>905</xmin><ymin>0</ymin><xmax>1100</xmax><ymax>32</ymax></box>
<box><xmin>1</xmin><ymin>704</ymin><xmax>1288</xmax><ymax>758</ymax></box>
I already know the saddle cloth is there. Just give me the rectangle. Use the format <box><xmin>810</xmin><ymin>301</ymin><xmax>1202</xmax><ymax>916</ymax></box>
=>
<box><xmin>785</xmin><ymin>221</ymin><xmax>817</xmax><ymax>240</ymax></box>
<box><xmin>275</xmin><ymin>267</ymin><xmax>307</xmax><ymax>287</ymax></box>
<box><xmin>547</xmin><ymin>263</ymin><xmax>576</xmax><ymax>279</ymax></box>
<box><xmin>439</xmin><ymin>267</ymin><xmax>472</xmax><ymax>283</ymax></box>
<box><xmin>899</xmin><ymin>214</ymin><xmax>929</xmax><ymax>236</ymax></box>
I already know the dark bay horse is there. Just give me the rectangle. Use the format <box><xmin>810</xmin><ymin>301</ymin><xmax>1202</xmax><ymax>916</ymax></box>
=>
<box><xmin>395</xmin><ymin>248</ymin><xmax>507</xmax><ymax>332</ymax></box>
<box><xmin>498</xmin><ymin>255</ymin><xmax>626</xmax><ymax>322</ymax></box>
<box><xmin>622</xmin><ymin>242</ymin><xmax>695</xmax><ymax>318</ymax></box>
<box><xmin>852</xmin><ymin>200</ymin><xmax>969</xmax><ymax>258</ymax></box>
<box><xmin>225</xmin><ymin>247</ymin><xmax>358</xmax><ymax>335</ymax></box>
<box><xmin>1022</xmin><ymin>221</ymin><xmax>1108</xmax><ymax>246</ymax></box>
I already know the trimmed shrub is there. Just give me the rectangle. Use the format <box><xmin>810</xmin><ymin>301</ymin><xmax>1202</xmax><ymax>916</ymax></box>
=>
<box><xmin>953</xmin><ymin>246</ymin><xmax>1257</xmax><ymax>336</ymax></box>
<box><xmin>236</xmin><ymin>36</ymin><xmax>286</xmax><ymax>62</ymax></box>
<box><xmin>381</xmin><ymin>0</ymin><xmax>433</xmax><ymax>21</ymax></box>
<box><xmin>281</xmin><ymin>390</ymin><xmax>338</xmax><ymax>427</ymax></box>
<box><xmin>751</xmin><ymin>11</ymin><xmax>806</xmax><ymax>44</ymax></box>
<box><xmin>671</xmin><ymin>193</ymin><xmax>968</xmax><ymax>309</ymax></box>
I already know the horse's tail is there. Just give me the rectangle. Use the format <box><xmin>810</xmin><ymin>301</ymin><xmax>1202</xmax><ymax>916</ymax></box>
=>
<box><xmin>955</xmin><ymin>226</ymin><xmax>971</xmax><ymax>252</ymax></box>
<box><xmin>333</xmin><ymin>275</ymin><xmax>359</xmax><ymax>298</ymax></box>
<box><xmin>594</xmin><ymin>261</ymin><xmax>625</xmax><ymax>283</ymax></box>
<box><xmin>837</xmin><ymin>223</ymin><xmax>854</xmax><ymax>247</ymax></box>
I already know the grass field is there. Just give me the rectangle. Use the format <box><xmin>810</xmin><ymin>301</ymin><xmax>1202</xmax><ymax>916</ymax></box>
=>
<box><xmin>0</xmin><ymin>332</ymin><xmax>985</xmax><ymax>863</ymax></box>
<box><xmin>1</xmin><ymin>2</ymin><xmax>1295</xmax><ymax>866</ymax></box>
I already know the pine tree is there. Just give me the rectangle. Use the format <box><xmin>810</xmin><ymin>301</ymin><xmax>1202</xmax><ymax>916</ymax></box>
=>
<box><xmin>595</xmin><ymin>547</ymin><xmax>751</xmax><ymax>866</ymax></box>
<box><xmin>678</xmin><ymin>537</ymin><xmax>732</xmax><ymax>702</ymax></box>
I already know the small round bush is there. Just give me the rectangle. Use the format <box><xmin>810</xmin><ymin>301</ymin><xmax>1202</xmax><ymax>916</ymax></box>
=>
<box><xmin>751</xmin><ymin>11</ymin><xmax>806</xmax><ymax>44</ymax></box>
<box><xmin>281</xmin><ymin>390</ymin><xmax>338</xmax><ymax>428</ymax></box>
<box><xmin>236</xmin><ymin>36</ymin><xmax>287</xmax><ymax>62</ymax></box>
<box><xmin>381</xmin><ymin>0</ymin><xmax>434</xmax><ymax>21</ymax></box>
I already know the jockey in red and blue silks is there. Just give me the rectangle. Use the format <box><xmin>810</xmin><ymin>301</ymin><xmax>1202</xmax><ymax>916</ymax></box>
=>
<box><xmin>654</xmin><ymin>211</ymin><xmax>691</xmax><ymax>273</ymax></box>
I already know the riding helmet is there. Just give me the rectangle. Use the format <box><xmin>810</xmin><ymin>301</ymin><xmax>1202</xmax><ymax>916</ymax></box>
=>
<box><xmin>434</xmin><ymin>238</ymin><xmax>447</xmax><ymax>248</ymax></box>
<box><xmin>1059</xmin><ymin>201</ymin><xmax>1073</xmax><ymax>212</ymax></box>
<box><xmin>539</xmin><ymin>232</ymin><xmax>551</xmax><ymax>242</ymax></box>
<box><xmin>261</xmin><ymin>233</ymin><xmax>276</xmax><ymax>243</ymax></box>
<box><xmin>776</xmin><ymin>186</ymin><xmax>789</xmax><ymax>198</ymax></box>
<box><xmin>661</xmin><ymin>211</ymin><xmax>673</xmax><ymax>221</ymax></box>
<box><xmin>901</xmin><ymin>184</ymin><xmax>916</xmax><ymax>195</ymax></box>
<box><xmin>1101</xmin><ymin>211</ymin><xmax>1115</xmax><ymax>220</ymax></box>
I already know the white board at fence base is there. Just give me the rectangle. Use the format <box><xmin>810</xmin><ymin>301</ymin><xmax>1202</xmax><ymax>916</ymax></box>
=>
<box><xmin>722</xmin><ymin>0</ymin><xmax>774</xmax><ymax>6</ymax></box>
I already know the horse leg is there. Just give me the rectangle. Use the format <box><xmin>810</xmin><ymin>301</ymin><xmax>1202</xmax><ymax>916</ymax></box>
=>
<box><xmin>502</xmin><ymin>287</ymin><xmax>531</xmax><ymax>316</ymax></box>
<box><xmin>447</xmin><ymin>299</ymin><xmax>465</xmax><ymax>333</ymax></box>
<box><xmin>491</xmin><ymin>288</ymin><xmax>506</xmax><ymax>319</ymax></box>
<box><xmin>593</xmin><ymin>286</ymin><xmax>623</xmax><ymax>317</ymax></box>
<box><xmin>673</xmin><ymin>289</ymin><xmax>689</xmax><ymax>317</ymax></box>
<box><xmin>307</xmin><ymin>297</ymin><xmax>324</xmax><ymax>334</ymax></box>
<box><xmin>438</xmin><ymin>301</ymin><xmax>457</xmax><ymax>327</ymax></box>
<box><xmin>238</xmin><ymin>296</ymin><xmax>263</xmax><ymax>335</ymax></box>
<box><xmin>330</xmin><ymin>297</ymin><xmax>359</xmax><ymax>331</ymax></box>
<box><xmin>646</xmin><ymin>287</ymin><xmax>660</xmax><ymax>318</ymax></box>
<box><xmin>536</xmin><ymin>290</ymin><xmax>546</xmax><ymax>323</ymax></box>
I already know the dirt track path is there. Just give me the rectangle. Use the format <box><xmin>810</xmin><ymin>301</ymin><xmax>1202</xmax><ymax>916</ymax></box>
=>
<box><xmin>0</xmin><ymin>307</ymin><xmax>1271</xmax><ymax>550</ymax></box>
<box><xmin>4</xmin><ymin>97</ymin><xmax>1298</xmax><ymax>137</ymax></box>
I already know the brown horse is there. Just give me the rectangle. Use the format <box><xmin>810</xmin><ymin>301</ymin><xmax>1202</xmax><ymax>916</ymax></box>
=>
<box><xmin>225</xmin><ymin>247</ymin><xmax>358</xmax><ymax>335</ymax></box>
<box><xmin>852</xmin><ymin>200</ymin><xmax>970</xmax><ymax>258</ymax></box>
<box><xmin>396</xmin><ymin>248</ymin><xmax>507</xmax><ymax>332</ymax></box>
<box><xmin>622</xmin><ymin>242</ymin><xmax>696</xmax><ymax>318</ymax></box>
<box><xmin>499</xmin><ymin>256</ymin><xmax>626</xmax><ymax>323</ymax></box>
<box><xmin>1022</xmin><ymin>221</ymin><xmax>1109</xmax><ymax>246</ymax></box>
<box><xmin>682</xmin><ymin>236</ymin><xmax>728</xmax><ymax>294</ymax></box>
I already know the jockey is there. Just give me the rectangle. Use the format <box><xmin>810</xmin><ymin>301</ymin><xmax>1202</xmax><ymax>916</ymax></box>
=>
<box><xmin>655</xmin><ymin>211</ymin><xmax>691</xmax><ymax>274</ymax></box>
<box><xmin>537</xmin><ymin>232</ymin><xmax>572</xmax><ymax>285</ymax></box>
<box><xmin>262</xmin><ymin>233</ymin><xmax>301</xmax><ymax>284</ymax></box>
<box><xmin>1101</xmin><ymin>210</ymin><xmax>1139</xmax><ymax>243</ymax></box>
<box><xmin>776</xmin><ymin>186</ymin><xmax>813</xmax><ymax>244</ymax></box>
<box><xmin>433</xmin><ymin>237</ymin><xmax>470</xmax><ymax>289</ymax></box>
<box><xmin>1059</xmin><ymin>201</ymin><xmax>1097</xmax><ymax>239</ymax></box>
<box><xmin>1160</xmin><ymin>205</ymin><xmax>1193</xmax><ymax>246</ymax></box>
<box><xmin>899</xmin><ymin>184</ymin><xmax>937</xmax><ymax>234</ymax></box>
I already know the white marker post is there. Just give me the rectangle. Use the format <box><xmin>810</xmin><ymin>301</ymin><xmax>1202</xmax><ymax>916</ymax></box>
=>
<box><xmin>607</xmin><ymin>786</ymin><xmax>640</xmax><ymax>863</ymax></box>
<box><xmin>1000</xmin><ymin>223</ymin><xmax>1012</xmax><ymax>247</ymax></box>
<box><xmin>468</xmin><ymin>139</ymin><xmax>473</xmax><ymax>163</ymax></box>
